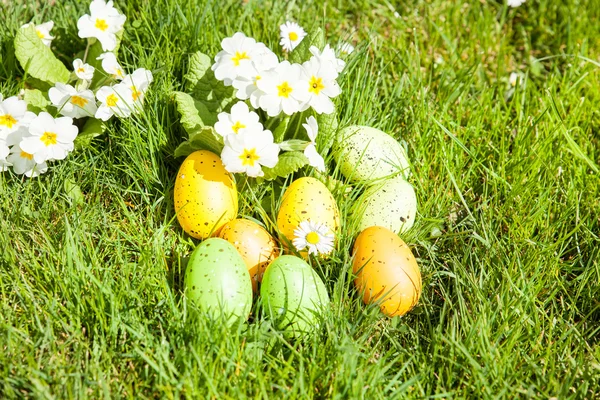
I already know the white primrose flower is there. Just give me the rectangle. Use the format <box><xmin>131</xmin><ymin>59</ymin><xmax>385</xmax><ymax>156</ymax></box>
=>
<box><xmin>302</xmin><ymin>116</ymin><xmax>325</xmax><ymax>172</ymax></box>
<box><xmin>507</xmin><ymin>0</ymin><xmax>526</xmax><ymax>7</ymax></box>
<box><xmin>257</xmin><ymin>61</ymin><xmax>309</xmax><ymax>117</ymax></box>
<box><xmin>220</xmin><ymin>128</ymin><xmax>279</xmax><ymax>177</ymax></box>
<box><xmin>20</xmin><ymin>112</ymin><xmax>78</xmax><ymax>163</ymax></box>
<box><xmin>6</xmin><ymin>144</ymin><xmax>48</xmax><ymax>177</ymax></box>
<box><xmin>310</xmin><ymin>44</ymin><xmax>345</xmax><ymax>74</ymax></box>
<box><xmin>214</xmin><ymin>101</ymin><xmax>263</xmax><ymax>140</ymax></box>
<box><xmin>337</xmin><ymin>42</ymin><xmax>355</xmax><ymax>55</ymax></box>
<box><xmin>122</xmin><ymin>68</ymin><xmax>153</xmax><ymax>108</ymax></box>
<box><xmin>231</xmin><ymin>46</ymin><xmax>279</xmax><ymax>107</ymax></box>
<box><xmin>22</xmin><ymin>21</ymin><xmax>55</xmax><ymax>47</ymax></box>
<box><xmin>301</xmin><ymin>57</ymin><xmax>341</xmax><ymax>115</ymax></box>
<box><xmin>77</xmin><ymin>0</ymin><xmax>126</xmax><ymax>52</ymax></box>
<box><xmin>293</xmin><ymin>220</ymin><xmax>335</xmax><ymax>256</ymax></box>
<box><xmin>49</xmin><ymin>83</ymin><xmax>98</xmax><ymax>119</ymax></box>
<box><xmin>212</xmin><ymin>32</ymin><xmax>266</xmax><ymax>83</ymax></box>
<box><xmin>73</xmin><ymin>59</ymin><xmax>95</xmax><ymax>81</ymax></box>
<box><xmin>95</xmin><ymin>84</ymin><xmax>135</xmax><ymax>121</ymax></box>
<box><xmin>97</xmin><ymin>52</ymin><xmax>125</xmax><ymax>80</ymax></box>
<box><xmin>279</xmin><ymin>21</ymin><xmax>306</xmax><ymax>52</ymax></box>
<box><xmin>0</xmin><ymin>96</ymin><xmax>28</xmax><ymax>135</ymax></box>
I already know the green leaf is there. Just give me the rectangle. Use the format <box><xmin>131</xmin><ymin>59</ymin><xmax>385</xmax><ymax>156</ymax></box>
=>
<box><xmin>63</xmin><ymin>178</ymin><xmax>85</xmax><ymax>206</ymax></box>
<box><xmin>173</xmin><ymin>91</ymin><xmax>217</xmax><ymax>128</ymax></box>
<box><xmin>273</xmin><ymin>116</ymin><xmax>291</xmax><ymax>143</ymax></box>
<box><xmin>316</xmin><ymin>107</ymin><xmax>339</xmax><ymax>155</ymax></box>
<box><xmin>174</xmin><ymin>126</ymin><xmax>222</xmax><ymax>158</ymax></box>
<box><xmin>262</xmin><ymin>151</ymin><xmax>309</xmax><ymax>180</ymax></box>
<box><xmin>289</xmin><ymin>28</ymin><xmax>325</xmax><ymax>64</ymax></box>
<box><xmin>74</xmin><ymin>118</ymin><xmax>105</xmax><ymax>150</ymax></box>
<box><xmin>23</xmin><ymin>89</ymin><xmax>49</xmax><ymax>112</ymax></box>
<box><xmin>185</xmin><ymin>51</ymin><xmax>236</xmax><ymax>113</ymax></box>
<box><xmin>14</xmin><ymin>26</ymin><xmax>69</xmax><ymax>84</ymax></box>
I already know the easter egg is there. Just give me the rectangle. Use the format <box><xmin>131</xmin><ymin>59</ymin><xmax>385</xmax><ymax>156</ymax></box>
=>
<box><xmin>261</xmin><ymin>255</ymin><xmax>330</xmax><ymax>335</ymax></box>
<box><xmin>174</xmin><ymin>150</ymin><xmax>238</xmax><ymax>239</ymax></box>
<box><xmin>352</xmin><ymin>226</ymin><xmax>421</xmax><ymax>317</ymax></box>
<box><xmin>354</xmin><ymin>177</ymin><xmax>417</xmax><ymax>234</ymax></box>
<box><xmin>184</xmin><ymin>238</ymin><xmax>253</xmax><ymax>324</ymax></box>
<box><xmin>217</xmin><ymin>218</ymin><xmax>280</xmax><ymax>293</ymax></box>
<box><xmin>333</xmin><ymin>125</ymin><xmax>410</xmax><ymax>183</ymax></box>
<box><xmin>276</xmin><ymin>177</ymin><xmax>340</xmax><ymax>249</ymax></box>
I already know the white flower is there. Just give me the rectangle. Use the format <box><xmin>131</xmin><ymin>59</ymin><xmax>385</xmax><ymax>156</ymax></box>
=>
<box><xmin>73</xmin><ymin>59</ymin><xmax>95</xmax><ymax>81</ymax></box>
<box><xmin>122</xmin><ymin>68</ymin><xmax>153</xmax><ymax>107</ymax></box>
<box><xmin>214</xmin><ymin>101</ymin><xmax>263</xmax><ymax>140</ymax></box>
<box><xmin>302</xmin><ymin>116</ymin><xmax>325</xmax><ymax>172</ymax></box>
<box><xmin>292</xmin><ymin>220</ymin><xmax>334</xmax><ymax>256</ymax></box>
<box><xmin>22</xmin><ymin>21</ymin><xmax>55</xmax><ymax>47</ymax></box>
<box><xmin>310</xmin><ymin>44</ymin><xmax>345</xmax><ymax>74</ymax></box>
<box><xmin>337</xmin><ymin>42</ymin><xmax>354</xmax><ymax>55</ymax></box>
<box><xmin>95</xmin><ymin>84</ymin><xmax>135</xmax><ymax>121</ymax></box>
<box><xmin>507</xmin><ymin>0</ymin><xmax>526</xmax><ymax>7</ymax></box>
<box><xmin>77</xmin><ymin>0</ymin><xmax>126</xmax><ymax>52</ymax></box>
<box><xmin>256</xmin><ymin>61</ymin><xmax>309</xmax><ymax>117</ymax></box>
<box><xmin>0</xmin><ymin>96</ymin><xmax>28</xmax><ymax>135</ymax></box>
<box><xmin>48</xmin><ymin>83</ymin><xmax>98</xmax><ymax>119</ymax></box>
<box><xmin>231</xmin><ymin>46</ymin><xmax>279</xmax><ymax>107</ymax></box>
<box><xmin>301</xmin><ymin>57</ymin><xmax>341</xmax><ymax>115</ymax></box>
<box><xmin>5</xmin><ymin>112</ymin><xmax>36</xmax><ymax>147</ymax></box>
<box><xmin>6</xmin><ymin>144</ymin><xmax>48</xmax><ymax>177</ymax></box>
<box><xmin>97</xmin><ymin>52</ymin><xmax>125</xmax><ymax>80</ymax></box>
<box><xmin>509</xmin><ymin>72</ymin><xmax>519</xmax><ymax>87</ymax></box>
<box><xmin>20</xmin><ymin>112</ymin><xmax>78</xmax><ymax>163</ymax></box>
<box><xmin>279</xmin><ymin>21</ymin><xmax>306</xmax><ymax>52</ymax></box>
<box><xmin>212</xmin><ymin>32</ymin><xmax>266</xmax><ymax>83</ymax></box>
<box><xmin>220</xmin><ymin>128</ymin><xmax>279</xmax><ymax>177</ymax></box>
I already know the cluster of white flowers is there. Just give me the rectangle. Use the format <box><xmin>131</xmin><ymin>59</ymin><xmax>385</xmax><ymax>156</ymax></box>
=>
<box><xmin>210</xmin><ymin>23</ymin><xmax>353</xmax><ymax>178</ymax></box>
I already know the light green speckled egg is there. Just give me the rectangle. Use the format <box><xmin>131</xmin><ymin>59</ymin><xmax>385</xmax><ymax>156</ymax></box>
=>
<box><xmin>333</xmin><ymin>125</ymin><xmax>410</xmax><ymax>183</ymax></box>
<box><xmin>353</xmin><ymin>177</ymin><xmax>417</xmax><ymax>234</ymax></box>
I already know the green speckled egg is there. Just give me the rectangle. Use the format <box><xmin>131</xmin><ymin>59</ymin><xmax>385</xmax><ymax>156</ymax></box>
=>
<box><xmin>333</xmin><ymin>126</ymin><xmax>410</xmax><ymax>183</ymax></box>
<box><xmin>184</xmin><ymin>238</ymin><xmax>252</xmax><ymax>325</ymax></box>
<box><xmin>260</xmin><ymin>255</ymin><xmax>330</xmax><ymax>335</ymax></box>
<box><xmin>354</xmin><ymin>177</ymin><xmax>417</xmax><ymax>234</ymax></box>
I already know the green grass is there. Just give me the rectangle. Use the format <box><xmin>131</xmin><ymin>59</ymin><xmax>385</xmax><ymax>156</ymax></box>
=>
<box><xmin>1</xmin><ymin>0</ymin><xmax>600</xmax><ymax>398</ymax></box>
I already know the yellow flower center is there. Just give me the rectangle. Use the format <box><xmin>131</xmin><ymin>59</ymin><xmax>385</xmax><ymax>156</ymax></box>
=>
<box><xmin>131</xmin><ymin>87</ymin><xmax>141</xmax><ymax>101</ymax></box>
<box><xmin>289</xmin><ymin>32</ymin><xmax>299</xmax><ymax>41</ymax></box>
<box><xmin>0</xmin><ymin>114</ymin><xmax>17</xmax><ymax>129</ymax></box>
<box><xmin>308</xmin><ymin>76</ymin><xmax>325</xmax><ymax>95</ymax></box>
<box><xmin>106</xmin><ymin>94</ymin><xmax>119</xmax><ymax>107</ymax></box>
<box><xmin>116</xmin><ymin>68</ymin><xmax>124</xmax><ymax>78</ymax></box>
<box><xmin>95</xmin><ymin>19</ymin><xmax>109</xmax><ymax>32</ymax></box>
<box><xmin>239</xmin><ymin>148</ymin><xmax>260</xmax><ymax>166</ymax></box>
<box><xmin>277</xmin><ymin>81</ymin><xmax>292</xmax><ymax>98</ymax></box>
<box><xmin>20</xmin><ymin>151</ymin><xmax>33</xmax><ymax>160</ymax></box>
<box><xmin>77</xmin><ymin>67</ymin><xmax>85</xmax><ymax>73</ymax></box>
<box><xmin>306</xmin><ymin>232</ymin><xmax>320</xmax><ymax>245</ymax></box>
<box><xmin>231</xmin><ymin>51</ymin><xmax>250</xmax><ymax>67</ymax></box>
<box><xmin>36</xmin><ymin>30</ymin><xmax>45</xmax><ymax>39</ymax></box>
<box><xmin>70</xmin><ymin>95</ymin><xmax>88</xmax><ymax>107</ymax></box>
<box><xmin>253</xmin><ymin>75</ymin><xmax>261</xmax><ymax>86</ymax></box>
<box><xmin>41</xmin><ymin>132</ymin><xmax>57</xmax><ymax>146</ymax></box>
<box><xmin>231</xmin><ymin>121</ymin><xmax>246</xmax><ymax>134</ymax></box>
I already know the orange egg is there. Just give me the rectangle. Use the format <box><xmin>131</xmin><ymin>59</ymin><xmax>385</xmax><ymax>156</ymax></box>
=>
<box><xmin>352</xmin><ymin>226</ymin><xmax>422</xmax><ymax>317</ymax></box>
<box><xmin>217</xmin><ymin>219</ymin><xmax>279</xmax><ymax>293</ymax></box>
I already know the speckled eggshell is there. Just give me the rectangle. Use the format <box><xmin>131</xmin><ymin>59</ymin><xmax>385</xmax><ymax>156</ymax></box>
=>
<box><xmin>260</xmin><ymin>255</ymin><xmax>330</xmax><ymax>335</ymax></box>
<box><xmin>352</xmin><ymin>226</ymin><xmax>422</xmax><ymax>317</ymax></box>
<box><xmin>184</xmin><ymin>238</ymin><xmax>252</xmax><ymax>325</ymax></box>
<box><xmin>217</xmin><ymin>218</ymin><xmax>280</xmax><ymax>294</ymax></box>
<box><xmin>354</xmin><ymin>177</ymin><xmax>417</xmax><ymax>234</ymax></box>
<box><xmin>276</xmin><ymin>177</ymin><xmax>340</xmax><ymax>246</ymax></box>
<box><xmin>333</xmin><ymin>125</ymin><xmax>410</xmax><ymax>183</ymax></box>
<box><xmin>174</xmin><ymin>150</ymin><xmax>238</xmax><ymax>239</ymax></box>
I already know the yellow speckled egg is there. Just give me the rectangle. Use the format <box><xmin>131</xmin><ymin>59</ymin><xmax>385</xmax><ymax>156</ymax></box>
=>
<box><xmin>277</xmin><ymin>177</ymin><xmax>340</xmax><ymax>248</ymax></box>
<box><xmin>352</xmin><ymin>226</ymin><xmax>422</xmax><ymax>317</ymax></box>
<box><xmin>174</xmin><ymin>150</ymin><xmax>238</xmax><ymax>239</ymax></box>
<box><xmin>217</xmin><ymin>219</ymin><xmax>280</xmax><ymax>293</ymax></box>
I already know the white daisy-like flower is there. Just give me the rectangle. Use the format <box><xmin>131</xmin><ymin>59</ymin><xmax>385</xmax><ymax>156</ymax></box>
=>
<box><xmin>97</xmin><ymin>52</ymin><xmax>125</xmax><ymax>80</ymax></box>
<box><xmin>95</xmin><ymin>84</ymin><xmax>135</xmax><ymax>121</ymax></box>
<box><xmin>220</xmin><ymin>127</ymin><xmax>279</xmax><ymax>177</ymax></box>
<box><xmin>507</xmin><ymin>0</ymin><xmax>526</xmax><ymax>7</ymax></box>
<box><xmin>212</xmin><ymin>32</ymin><xmax>266</xmax><ymax>83</ymax></box>
<box><xmin>279</xmin><ymin>21</ymin><xmax>306</xmax><ymax>52</ymax></box>
<box><xmin>20</xmin><ymin>112</ymin><xmax>78</xmax><ymax>163</ymax></box>
<box><xmin>6</xmin><ymin>144</ymin><xmax>48</xmax><ymax>177</ymax></box>
<box><xmin>256</xmin><ymin>61</ymin><xmax>309</xmax><ymax>117</ymax></box>
<box><xmin>337</xmin><ymin>42</ymin><xmax>355</xmax><ymax>55</ymax></box>
<box><xmin>77</xmin><ymin>0</ymin><xmax>126</xmax><ymax>52</ymax></box>
<box><xmin>215</xmin><ymin>101</ymin><xmax>263</xmax><ymax>140</ymax></box>
<box><xmin>509</xmin><ymin>72</ymin><xmax>519</xmax><ymax>87</ymax></box>
<box><xmin>122</xmin><ymin>68</ymin><xmax>153</xmax><ymax>108</ymax></box>
<box><xmin>292</xmin><ymin>220</ymin><xmax>335</xmax><ymax>256</ymax></box>
<box><xmin>48</xmin><ymin>83</ymin><xmax>98</xmax><ymax>119</ymax></box>
<box><xmin>0</xmin><ymin>96</ymin><xmax>28</xmax><ymax>135</ymax></box>
<box><xmin>231</xmin><ymin>46</ymin><xmax>279</xmax><ymax>107</ymax></box>
<box><xmin>309</xmin><ymin>45</ymin><xmax>345</xmax><ymax>75</ymax></box>
<box><xmin>301</xmin><ymin>57</ymin><xmax>341</xmax><ymax>115</ymax></box>
<box><xmin>22</xmin><ymin>21</ymin><xmax>55</xmax><ymax>47</ymax></box>
<box><xmin>73</xmin><ymin>59</ymin><xmax>95</xmax><ymax>81</ymax></box>
<box><xmin>302</xmin><ymin>116</ymin><xmax>325</xmax><ymax>172</ymax></box>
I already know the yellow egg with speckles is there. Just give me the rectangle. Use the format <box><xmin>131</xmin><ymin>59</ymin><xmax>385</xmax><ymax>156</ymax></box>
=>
<box><xmin>174</xmin><ymin>150</ymin><xmax>238</xmax><ymax>239</ymax></box>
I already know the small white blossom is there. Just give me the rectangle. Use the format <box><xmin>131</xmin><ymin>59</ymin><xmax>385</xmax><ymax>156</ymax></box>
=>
<box><xmin>302</xmin><ymin>116</ymin><xmax>325</xmax><ymax>172</ymax></box>
<box><xmin>95</xmin><ymin>84</ymin><xmax>135</xmax><ymax>121</ymax></box>
<box><xmin>337</xmin><ymin>42</ymin><xmax>355</xmax><ymax>55</ymax></box>
<box><xmin>48</xmin><ymin>83</ymin><xmax>98</xmax><ymax>119</ymax></box>
<box><xmin>77</xmin><ymin>0</ymin><xmax>126</xmax><ymax>51</ymax></box>
<box><xmin>22</xmin><ymin>21</ymin><xmax>55</xmax><ymax>47</ymax></box>
<box><xmin>97</xmin><ymin>52</ymin><xmax>125</xmax><ymax>80</ymax></box>
<box><xmin>20</xmin><ymin>112</ymin><xmax>78</xmax><ymax>163</ymax></box>
<box><xmin>507</xmin><ymin>0</ymin><xmax>526</xmax><ymax>7</ymax></box>
<box><xmin>301</xmin><ymin>57</ymin><xmax>341</xmax><ymax>114</ymax></box>
<box><xmin>256</xmin><ymin>61</ymin><xmax>309</xmax><ymax>117</ymax></box>
<box><xmin>212</xmin><ymin>32</ymin><xmax>265</xmax><ymax>83</ymax></box>
<box><xmin>231</xmin><ymin>46</ymin><xmax>279</xmax><ymax>107</ymax></box>
<box><xmin>0</xmin><ymin>96</ymin><xmax>28</xmax><ymax>135</ymax></box>
<box><xmin>73</xmin><ymin>59</ymin><xmax>95</xmax><ymax>81</ymax></box>
<box><xmin>310</xmin><ymin>45</ymin><xmax>345</xmax><ymax>74</ymax></box>
<box><xmin>293</xmin><ymin>220</ymin><xmax>334</xmax><ymax>256</ymax></box>
<box><xmin>279</xmin><ymin>21</ymin><xmax>306</xmax><ymax>52</ymax></box>
<box><xmin>122</xmin><ymin>68</ymin><xmax>153</xmax><ymax>108</ymax></box>
<box><xmin>220</xmin><ymin>127</ymin><xmax>279</xmax><ymax>177</ymax></box>
<box><xmin>214</xmin><ymin>101</ymin><xmax>263</xmax><ymax>140</ymax></box>
<box><xmin>6</xmin><ymin>144</ymin><xmax>48</xmax><ymax>177</ymax></box>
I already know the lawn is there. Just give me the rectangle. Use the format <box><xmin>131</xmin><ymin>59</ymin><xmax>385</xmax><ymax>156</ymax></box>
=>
<box><xmin>1</xmin><ymin>0</ymin><xmax>599</xmax><ymax>398</ymax></box>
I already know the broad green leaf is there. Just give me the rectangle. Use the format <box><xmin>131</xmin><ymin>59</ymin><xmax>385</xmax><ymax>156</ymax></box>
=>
<box><xmin>289</xmin><ymin>28</ymin><xmax>325</xmax><ymax>64</ymax></box>
<box><xmin>14</xmin><ymin>26</ymin><xmax>69</xmax><ymax>84</ymax></box>
<box><xmin>63</xmin><ymin>178</ymin><xmax>85</xmax><ymax>206</ymax></box>
<box><xmin>316</xmin><ymin>107</ymin><xmax>339</xmax><ymax>154</ymax></box>
<box><xmin>74</xmin><ymin>118</ymin><xmax>105</xmax><ymax>150</ymax></box>
<box><xmin>262</xmin><ymin>151</ymin><xmax>309</xmax><ymax>180</ymax></box>
<box><xmin>185</xmin><ymin>51</ymin><xmax>236</xmax><ymax>113</ymax></box>
<box><xmin>23</xmin><ymin>89</ymin><xmax>49</xmax><ymax>112</ymax></box>
<box><xmin>174</xmin><ymin>127</ymin><xmax>222</xmax><ymax>157</ymax></box>
<box><xmin>173</xmin><ymin>91</ymin><xmax>217</xmax><ymax>128</ymax></box>
<box><xmin>272</xmin><ymin>116</ymin><xmax>291</xmax><ymax>143</ymax></box>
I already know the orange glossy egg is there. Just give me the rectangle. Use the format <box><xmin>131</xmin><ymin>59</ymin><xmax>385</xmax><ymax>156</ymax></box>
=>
<box><xmin>217</xmin><ymin>219</ymin><xmax>279</xmax><ymax>293</ymax></box>
<box><xmin>352</xmin><ymin>226</ymin><xmax>422</xmax><ymax>317</ymax></box>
